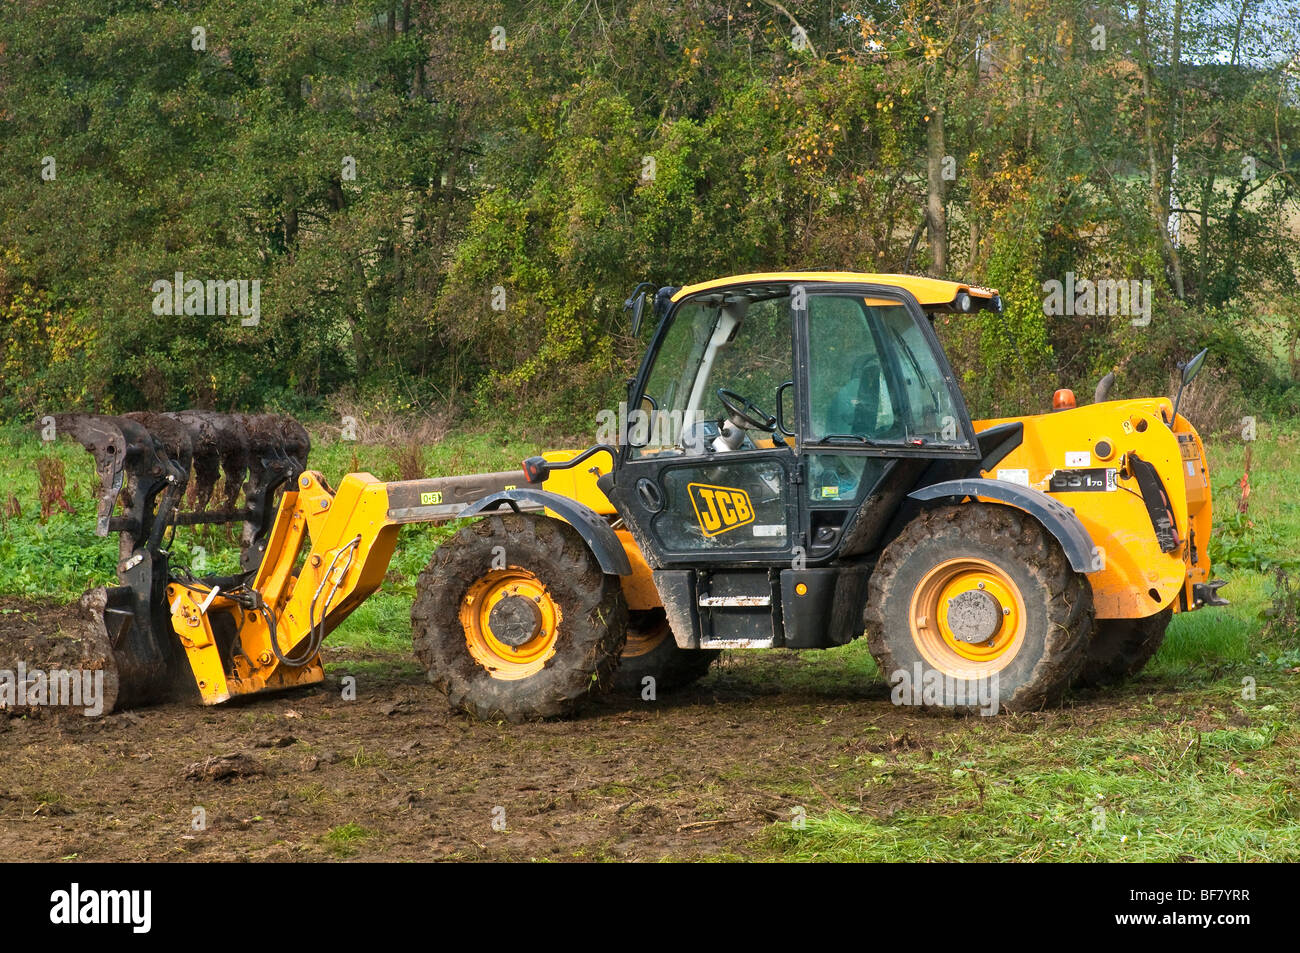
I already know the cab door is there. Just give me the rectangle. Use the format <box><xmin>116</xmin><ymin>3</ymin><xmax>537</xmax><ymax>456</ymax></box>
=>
<box><xmin>608</xmin><ymin>287</ymin><xmax>798</xmax><ymax>568</ymax></box>
<box><xmin>796</xmin><ymin>285</ymin><xmax>980</xmax><ymax>561</ymax></box>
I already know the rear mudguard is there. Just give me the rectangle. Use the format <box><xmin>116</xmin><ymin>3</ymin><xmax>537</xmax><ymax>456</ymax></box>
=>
<box><xmin>463</xmin><ymin>489</ymin><xmax>633</xmax><ymax>576</ymax></box>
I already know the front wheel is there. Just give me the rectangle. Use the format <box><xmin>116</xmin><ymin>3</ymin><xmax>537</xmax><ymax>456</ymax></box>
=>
<box><xmin>411</xmin><ymin>512</ymin><xmax>627</xmax><ymax>721</ymax></box>
<box><xmin>864</xmin><ymin>504</ymin><xmax>1094</xmax><ymax>713</ymax></box>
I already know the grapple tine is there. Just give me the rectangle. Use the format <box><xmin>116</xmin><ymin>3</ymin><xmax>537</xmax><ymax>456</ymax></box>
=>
<box><xmin>49</xmin><ymin>413</ymin><xmax>129</xmax><ymax>536</ymax></box>
<box><xmin>178</xmin><ymin>410</ymin><xmax>251</xmax><ymax>514</ymax></box>
<box><xmin>123</xmin><ymin>412</ymin><xmax>193</xmax><ymax>478</ymax></box>
<box><xmin>165</xmin><ymin>410</ymin><xmax>223</xmax><ymax>512</ymax></box>
<box><xmin>276</xmin><ymin>414</ymin><xmax>312</xmax><ymax>472</ymax></box>
<box><xmin>239</xmin><ymin>413</ymin><xmax>305</xmax><ymax>569</ymax></box>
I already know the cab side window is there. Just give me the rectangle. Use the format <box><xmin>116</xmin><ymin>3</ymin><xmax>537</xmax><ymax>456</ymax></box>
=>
<box><xmin>808</xmin><ymin>295</ymin><xmax>896</xmax><ymax>441</ymax></box>
<box><xmin>877</xmin><ymin>304</ymin><xmax>959</xmax><ymax>441</ymax></box>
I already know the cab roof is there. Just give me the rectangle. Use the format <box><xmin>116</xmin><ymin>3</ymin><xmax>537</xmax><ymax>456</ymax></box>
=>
<box><xmin>671</xmin><ymin>272</ymin><xmax>1000</xmax><ymax>312</ymax></box>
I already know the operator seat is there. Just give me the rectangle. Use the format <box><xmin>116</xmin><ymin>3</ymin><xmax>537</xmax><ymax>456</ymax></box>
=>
<box><xmin>824</xmin><ymin>353</ymin><xmax>884</xmax><ymax>437</ymax></box>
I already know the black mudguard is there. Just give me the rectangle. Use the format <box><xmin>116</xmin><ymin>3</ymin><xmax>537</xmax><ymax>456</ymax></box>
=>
<box><xmin>463</xmin><ymin>489</ymin><xmax>633</xmax><ymax>576</ymax></box>
<box><xmin>908</xmin><ymin>478</ymin><xmax>1100</xmax><ymax>574</ymax></box>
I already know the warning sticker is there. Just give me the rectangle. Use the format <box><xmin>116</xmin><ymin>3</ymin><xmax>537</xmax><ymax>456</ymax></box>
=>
<box><xmin>995</xmin><ymin>468</ymin><xmax>1030</xmax><ymax>487</ymax></box>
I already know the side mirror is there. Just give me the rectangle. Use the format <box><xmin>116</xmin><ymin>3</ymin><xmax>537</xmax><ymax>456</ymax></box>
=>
<box><xmin>631</xmin><ymin>296</ymin><xmax>646</xmax><ymax>337</ymax></box>
<box><xmin>1180</xmin><ymin>347</ymin><xmax>1208</xmax><ymax>387</ymax></box>
<box><xmin>1170</xmin><ymin>347</ymin><xmax>1209</xmax><ymax>427</ymax></box>
<box><xmin>623</xmin><ymin>282</ymin><xmax>655</xmax><ymax>337</ymax></box>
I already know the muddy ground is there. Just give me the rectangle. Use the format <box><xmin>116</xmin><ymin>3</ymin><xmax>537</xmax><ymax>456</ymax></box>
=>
<box><xmin>0</xmin><ymin>596</ymin><xmax>1247</xmax><ymax>861</ymax></box>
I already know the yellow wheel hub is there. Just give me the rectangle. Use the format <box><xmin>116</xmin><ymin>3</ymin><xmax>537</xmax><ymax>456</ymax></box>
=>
<box><xmin>460</xmin><ymin>569</ymin><xmax>561</xmax><ymax>680</ymax></box>
<box><xmin>910</xmin><ymin>558</ymin><xmax>1025</xmax><ymax>676</ymax></box>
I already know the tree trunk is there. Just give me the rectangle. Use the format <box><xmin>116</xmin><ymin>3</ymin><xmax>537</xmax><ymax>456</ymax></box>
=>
<box><xmin>1136</xmin><ymin>0</ymin><xmax>1185</xmax><ymax>299</ymax></box>
<box><xmin>926</xmin><ymin>101</ymin><xmax>948</xmax><ymax>276</ymax></box>
<box><xmin>1231</xmin><ymin>0</ymin><xmax>1251</xmax><ymax>65</ymax></box>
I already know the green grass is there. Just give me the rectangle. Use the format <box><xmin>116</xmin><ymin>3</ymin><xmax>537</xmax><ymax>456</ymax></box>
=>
<box><xmin>329</xmin><ymin>592</ymin><xmax>417</xmax><ymax>654</ymax></box>
<box><xmin>1154</xmin><ymin>570</ymin><xmax>1266</xmax><ymax>674</ymax></box>
<box><xmin>309</xmin><ymin>427</ymin><xmax>533</xmax><ymax>485</ymax></box>
<box><xmin>766</xmin><ymin>672</ymin><xmax>1300</xmax><ymax>862</ymax></box>
<box><xmin>1203</xmin><ymin>421</ymin><xmax>1300</xmax><ymax>571</ymax></box>
<box><xmin>321</xmin><ymin>822</ymin><xmax>376</xmax><ymax>858</ymax></box>
<box><xmin>0</xmin><ymin>423</ymin><xmax>149</xmax><ymax>596</ymax></box>
<box><xmin>770</xmin><ymin>710</ymin><xmax>1300</xmax><ymax>861</ymax></box>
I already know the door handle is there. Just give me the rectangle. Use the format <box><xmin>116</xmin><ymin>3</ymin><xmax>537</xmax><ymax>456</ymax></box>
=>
<box><xmin>636</xmin><ymin>478</ymin><xmax>663</xmax><ymax>512</ymax></box>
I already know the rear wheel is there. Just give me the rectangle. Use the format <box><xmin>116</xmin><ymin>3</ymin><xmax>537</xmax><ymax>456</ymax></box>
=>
<box><xmin>613</xmin><ymin>609</ymin><xmax>720</xmax><ymax>694</ymax></box>
<box><xmin>411</xmin><ymin>512</ymin><xmax>627</xmax><ymax>721</ymax></box>
<box><xmin>1077</xmin><ymin>608</ymin><xmax>1173</xmax><ymax>687</ymax></box>
<box><xmin>864</xmin><ymin>504</ymin><xmax>1094</xmax><ymax>713</ymax></box>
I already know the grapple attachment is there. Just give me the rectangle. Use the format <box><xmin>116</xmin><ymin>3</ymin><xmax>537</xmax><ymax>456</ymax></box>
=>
<box><xmin>51</xmin><ymin>411</ymin><xmax>310</xmax><ymax>712</ymax></box>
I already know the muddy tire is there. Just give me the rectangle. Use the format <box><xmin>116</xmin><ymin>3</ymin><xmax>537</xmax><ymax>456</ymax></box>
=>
<box><xmin>612</xmin><ymin>609</ymin><xmax>719</xmax><ymax>694</ymax></box>
<box><xmin>1076</xmin><ymin>608</ymin><xmax>1173</xmax><ymax>687</ymax></box>
<box><xmin>411</xmin><ymin>512</ymin><xmax>627</xmax><ymax>721</ymax></box>
<box><xmin>864</xmin><ymin>504</ymin><xmax>1094</xmax><ymax>713</ymax></box>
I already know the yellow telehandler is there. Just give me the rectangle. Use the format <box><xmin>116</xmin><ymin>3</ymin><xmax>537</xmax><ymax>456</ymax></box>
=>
<box><xmin>55</xmin><ymin>273</ymin><xmax>1225</xmax><ymax>717</ymax></box>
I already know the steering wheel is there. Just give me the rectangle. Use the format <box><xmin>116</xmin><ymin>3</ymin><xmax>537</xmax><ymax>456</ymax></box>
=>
<box><xmin>716</xmin><ymin>388</ymin><xmax>777</xmax><ymax>433</ymax></box>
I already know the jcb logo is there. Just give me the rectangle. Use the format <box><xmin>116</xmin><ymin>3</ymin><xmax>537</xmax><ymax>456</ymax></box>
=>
<box><xmin>687</xmin><ymin>483</ymin><xmax>754</xmax><ymax>537</ymax></box>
